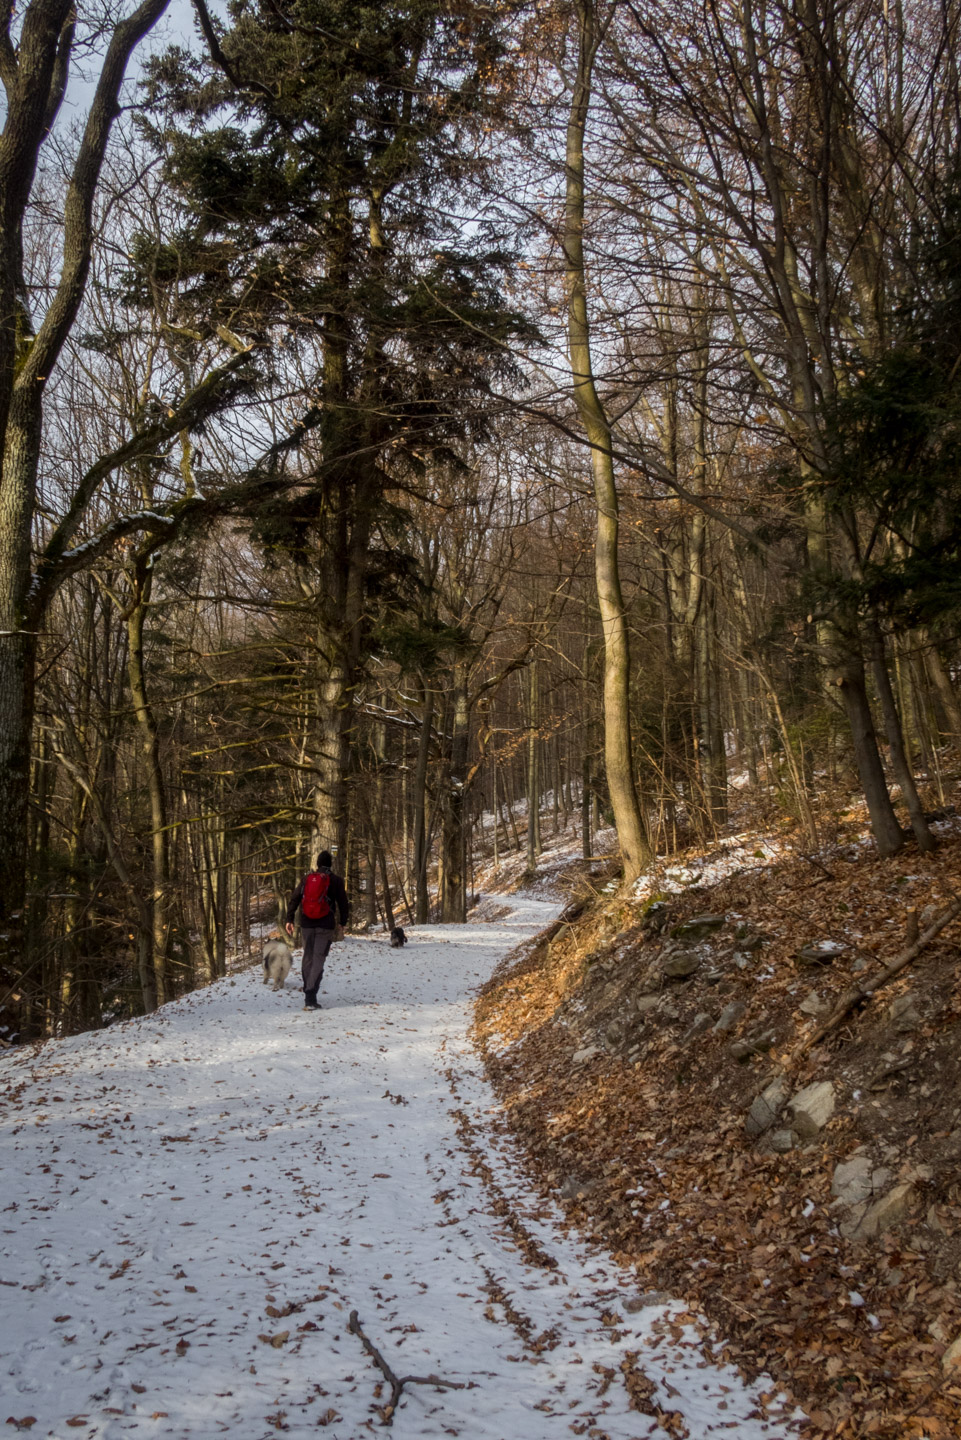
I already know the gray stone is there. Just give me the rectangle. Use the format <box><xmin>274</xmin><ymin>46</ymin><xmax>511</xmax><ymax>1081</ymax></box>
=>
<box><xmin>769</xmin><ymin>1129</ymin><xmax>795</xmax><ymax>1153</ymax></box>
<box><xmin>572</xmin><ymin>1045</ymin><xmax>599</xmax><ymax>1066</ymax></box>
<box><xmin>799</xmin><ymin>990</ymin><xmax>828</xmax><ymax>1017</ymax></box>
<box><xmin>714</xmin><ymin>1001</ymin><xmax>746</xmax><ymax>1033</ymax></box>
<box><xmin>786</xmin><ymin>1080</ymin><xmax>836</xmax><ymax>1138</ymax></box>
<box><xmin>796</xmin><ymin>941</ymin><xmax>845</xmax><ymax>967</ymax></box>
<box><xmin>672</xmin><ymin>914</ymin><xmax>726</xmax><ymax>940</ymax></box>
<box><xmin>661</xmin><ymin>951</ymin><xmax>700</xmax><ymax>979</ymax></box>
<box><xmin>839</xmin><ymin>1202</ymin><xmax>870</xmax><ymax>1239</ymax></box>
<box><xmin>853</xmin><ymin>1182</ymin><xmax>917</xmax><ymax>1239</ymax></box>
<box><xmin>730</xmin><ymin>1029</ymin><xmax>777</xmax><ymax>1061</ymax></box>
<box><xmin>887</xmin><ymin>991</ymin><xmax>921</xmax><ymax>1032</ymax></box>
<box><xmin>635</xmin><ymin>994</ymin><xmax>662</xmax><ymax>1014</ymax></box>
<box><xmin>832</xmin><ymin>1153</ymin><xmax>873</xmax><ymax>1207</ymax></box>
<box><xmin>623</xmin><ymin>1291</ymin><xmax>672</xmax><ymax>1313</ymax></box>
<box><xmin>642</xmin><ymin>902</ymin><xmax>671</xmax><ymax>934</ymax></box>
<box><xmin>745</xmin><ymin>1077</ymin><xmax>790</xmax><ymax>1137</ymax></box>
<box><xmin>680</xmin><ymin>1012</ymin><xmax>712</xmax><ymax>1045</ymax></box>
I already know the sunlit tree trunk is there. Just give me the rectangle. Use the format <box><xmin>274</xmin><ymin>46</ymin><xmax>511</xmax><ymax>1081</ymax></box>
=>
<box><xmin>563</xmin><ymin>0</ymin><xmax>652</xmax><ymax>882</ymax></box>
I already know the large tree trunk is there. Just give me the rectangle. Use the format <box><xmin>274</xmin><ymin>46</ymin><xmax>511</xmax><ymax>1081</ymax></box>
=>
<box><xmin>440</xmin><ymin>667</ymin><xmax>469</xmax><ymax>922</ymax></box>
<box><xmin>0</xmin><ymin>0</ymin><xmax>171</xmax><ymax>997</ymax></box>
<box><xmin>834</xmin><ymin>652</ymin><xmax>904</xmax><ymax>856</ymax></box>
<box><xmin>865</xmin><ymin>616</ymin><xmax>933</xmax><ymax>851</ymax></box>
<box><xmin>412</xmin><ymin>680</ymin><xmax>434</xmax><ymax>923</ymax></box>
<box><xmin>526</xmin><ymin>659</ymin><xmax>541</xmax><ymax>870</ymax></box>
<box><xmin>564</xmin><ymin>0</ymin><xmax>652</xmax><ymax>883</ymax></box>
<box><xmin>126</xmin><ymin>556</ymin><xmax>170</xmax><ymax>1005</ymax></box>
<box><xmin>922</xmin><ymin>634</ymin><xmax>961</xmax><ymax>750</ymax></box>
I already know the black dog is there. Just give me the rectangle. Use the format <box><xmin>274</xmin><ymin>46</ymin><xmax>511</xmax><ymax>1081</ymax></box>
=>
<box><xmin>389</xmin><ymin>926</ymin><xmax>407</xmax><ymax>948</ymax></box>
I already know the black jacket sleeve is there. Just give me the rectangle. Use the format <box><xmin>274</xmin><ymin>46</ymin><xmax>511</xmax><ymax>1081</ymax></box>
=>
<box><xmin>331</xmin><ymin>873</ymin><xmax>349</xmax><ymax>925</ymax></box>
<box><xmin>286</xmin><ymin>878</ymin><xmax>305</xmax><ymax>926</ymax></box>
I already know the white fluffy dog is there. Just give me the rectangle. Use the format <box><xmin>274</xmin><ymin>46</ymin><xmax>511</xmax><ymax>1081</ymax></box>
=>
<box><xmin>262</xmin><ymin>935</ymin><xmax>292</xmax><ymax>991</ymax></box>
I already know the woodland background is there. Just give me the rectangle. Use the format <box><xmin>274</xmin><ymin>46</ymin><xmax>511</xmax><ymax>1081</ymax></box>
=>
<box><xmin>2</xmin><ymin>0</ymin><xmax>961</xmax><ymax>1042</ymax></box>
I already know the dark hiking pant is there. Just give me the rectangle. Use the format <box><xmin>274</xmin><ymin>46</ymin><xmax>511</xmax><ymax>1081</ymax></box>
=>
<box><xmin>301</xmin><ymin>928</ymin><xmax>334</xmax><ymax>998</ymax></box>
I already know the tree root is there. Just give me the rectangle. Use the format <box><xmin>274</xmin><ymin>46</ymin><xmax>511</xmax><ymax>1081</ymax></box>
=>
<box><xmin>347</xmin><ymin>1309</ymin><xmax>467</xmax><ymax>1426</ymax></box>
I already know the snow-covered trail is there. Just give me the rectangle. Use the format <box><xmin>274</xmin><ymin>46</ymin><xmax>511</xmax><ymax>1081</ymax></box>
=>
<box><xmin>1</xmin><ymin>899</ymin><xmax>798</xmax><ymax>1440</ymax></box>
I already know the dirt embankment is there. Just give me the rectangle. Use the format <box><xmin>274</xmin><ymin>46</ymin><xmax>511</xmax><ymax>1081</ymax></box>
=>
<box><xmin>474</xmin><ymin>830</ymin><xmax>961</xmax><ymax>1439</ymax></box>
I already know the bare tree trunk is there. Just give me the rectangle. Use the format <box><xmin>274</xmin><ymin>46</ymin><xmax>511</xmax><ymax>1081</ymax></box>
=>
<box><xmin>126</xmin><ymin>555</ymin><xmax>170</xmax><ymax>1003</ymax></box>
<box><xmin>865</xmin><ymin>617</ymin><xmax>934</xmax><ymax>851</ymax></box>
<box><xmin>0</xmin><ymin>0</ymin><xmax>172</xmax><ymax>992</ymax></box>
<box><xmin>923</xmin><ymin>634</ymin><xmax>961</xmax><ymax>750</ymax></box>
<box><xmin>834</xmin><ymin>652</ymin><xmax>904</xmax><ymax>856</ymax></box>
<box><xmin>563</xmin><ymin>0</ymin><xmax>652</xmax><ymax>883</ymax></box>
<box><xmin>526</xmin><ymin>660</ymin><xmax>541</xmax><ymax>869</ymax></box>
<box><xmin>412</xmin><ymin>681</ymin><xmax>434</xmax><ymax>923</ymax></box>
<box><xmin>440</xmin><ymin>668</ymin><xmax>469</xmax><ymax>922</ymax></box>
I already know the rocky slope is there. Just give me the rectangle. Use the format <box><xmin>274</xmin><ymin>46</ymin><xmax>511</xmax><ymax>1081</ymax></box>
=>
<box><xmin>474</xmin><ymin>821</ymin><xmax>961</xmax><ymax>1439</ymax></box>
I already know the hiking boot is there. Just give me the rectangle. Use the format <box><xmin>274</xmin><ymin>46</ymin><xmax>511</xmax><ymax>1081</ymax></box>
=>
<box><xmin>303</xmin><ymin>989</ymin><xmax>319</xmax><ymax>1010</ymax></box>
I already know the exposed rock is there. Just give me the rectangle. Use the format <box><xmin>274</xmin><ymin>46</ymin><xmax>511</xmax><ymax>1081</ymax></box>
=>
<box><xmin>680</xmin><ymin>1012</ymin><xmax>712</xmax><ymax>1045</ymax></box>
<box><xmin>799</xmin><ymin>990</ymin><xmax>829</xmax><ymax>1017</ymax></box>
<box><xmin>634</xmin><ymin>994</ymin><xmax>662</xmax><ymax>1015</ymax></box>
<box><xmin>642</xmin><ymin>902</ymin><xmax>671</xmax><ymax>935</ymax></box>
<box><xmin>714</xmin><ymin>1001</ymin><xmax>746</xmax><ymax>1033</ymax></box>
<box><xmin>832</xmin><ymin>1153</ymin><xmax>873</xmax><ymax>1207</ymax></box>
<box><xmin>730</xmin><ymin>1029</ymin><xmax>777</xmax><ymax>1061</ymax></box>
<box><xmin>745</xmin><ymin>1076</ymin><xmax>790</xmax><ymax>1137</ymax></box>
<box><xmin>786</xmin><ymin>1080</ymin><xmax>836</xmax><ymax>1137</ymax></box>
<box><xmin>769</xmin><ymin>1129</ymin><xmax>795</xmax><ymax>1153</ymax></box>
<box><xmin>871</xmin><ymin>1165</ymin><xmax>894</xmax><ymax>1194</ymax></box>
<box><xmin>853</xmin><ymin>1181</ymin><xmax>917</xmax><ymax>1239</ymax></box>
<box><xmin>796</xmin><ymin>940</ymin><xmax>846</xmax><ymax>967</ymax></box>
<box><xmin>672</xmin><ymin>914</ymin><xmax>726</xmax><ymax>940</ymax></box>
<box><xmin>623</xmin><ymin>1291</ymin><xmax>672</xmax><ymax>1313</ymax></box>
<box><xmin>886</xmin><ymin>991</ymin><xmax>921</xmax><ymax>1032</ymax></box>
<box><xmin>661</xmin><ymin>951</ymin><xmax>700</xmax><ymax>979</ymax></box>
<box><xmin>572</xmin><ymin>1045</ymin><xmax>599</xmax><ymax>1066</ymax></box>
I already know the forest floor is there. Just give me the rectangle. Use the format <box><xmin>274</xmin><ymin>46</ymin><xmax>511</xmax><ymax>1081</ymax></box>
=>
<box><xmin>0</xmin><ymin>897</ymin><xmax>797</xmax><ymax>1438</ymax></box>
<box><xmin>474</xmin><ymin>799</ymin><xmax>961</xmax><ymax>1440</ymax></box>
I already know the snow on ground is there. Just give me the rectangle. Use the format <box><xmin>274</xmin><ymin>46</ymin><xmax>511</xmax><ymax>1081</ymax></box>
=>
<box><xmin>1</xmin><ymin>897</ymin><xmax>799</xmax><ymax>1439</ymax></box>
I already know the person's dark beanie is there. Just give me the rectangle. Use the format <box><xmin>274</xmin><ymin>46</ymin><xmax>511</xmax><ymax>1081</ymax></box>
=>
<box><xmin>317</xmin><ymin>850</ymin><xmax>333</xmax><ymax>868</ymax></box>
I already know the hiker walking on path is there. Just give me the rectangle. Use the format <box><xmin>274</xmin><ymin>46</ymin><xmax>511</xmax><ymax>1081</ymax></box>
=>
<box><xmin>286</xmin><ymin>850</ymin><xmax>350</xmax><ymax>1009</ymax></box>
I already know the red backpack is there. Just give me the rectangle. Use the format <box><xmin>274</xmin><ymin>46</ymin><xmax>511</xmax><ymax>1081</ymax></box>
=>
<box><xmin>302</xmin><ymin>870</ymin><xmax>331</xmax><ymax>920</ymax></box>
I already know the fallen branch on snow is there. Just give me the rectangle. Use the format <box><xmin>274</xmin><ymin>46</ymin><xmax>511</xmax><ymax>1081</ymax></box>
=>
<box><xmin>348</xmin><ymin>1309</ymin><xmax>467</xmax><ymax>1426</ymax></box>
